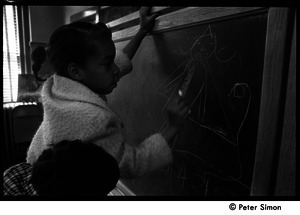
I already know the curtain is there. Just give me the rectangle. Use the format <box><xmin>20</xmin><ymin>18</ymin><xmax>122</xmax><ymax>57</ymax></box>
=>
<box><xmin>3</xmin><ymin>5</ymin><xmax>21</xmax><ymax>103</ymax></box>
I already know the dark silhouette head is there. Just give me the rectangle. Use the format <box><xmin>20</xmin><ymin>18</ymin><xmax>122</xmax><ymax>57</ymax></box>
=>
<box><xmin>30</xmin><ymin>139</ymin><xmax>120</xmax><ymax>196</ymax></box>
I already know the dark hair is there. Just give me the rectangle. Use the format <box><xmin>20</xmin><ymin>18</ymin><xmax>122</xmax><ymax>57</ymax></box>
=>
<box><xmin>31</xmin><ymin>22</ymin><xmax>112</xmax><ymax>81</ymax></box>
<box><xmin>30</xmin><ymin>139</ymin><xmax>120</xmax><ymax>196</ymax></box>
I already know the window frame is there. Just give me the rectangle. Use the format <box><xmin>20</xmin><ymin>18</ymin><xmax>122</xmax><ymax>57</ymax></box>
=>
<box><xmin>3</xmin><ymin>5</ymin><xmax>31</xmax><ymax>103</ymax></box>
<box><xmin>17</xmin><ymin>5</ymin><xmax>31</xmax><ymax>75</ymax></box>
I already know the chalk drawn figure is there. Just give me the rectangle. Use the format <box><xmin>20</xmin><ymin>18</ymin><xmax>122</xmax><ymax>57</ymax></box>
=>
<box><xmin>157</xmin><ymin>25</ymin><xmax>252</xmax><ymax>195</ymax></box>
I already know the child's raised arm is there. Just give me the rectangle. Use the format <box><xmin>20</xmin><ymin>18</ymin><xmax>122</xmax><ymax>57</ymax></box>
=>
<box><xmin>118</xmin><ymin>7</ymin><xmax>160</xmax><ymax>78</ymax></box>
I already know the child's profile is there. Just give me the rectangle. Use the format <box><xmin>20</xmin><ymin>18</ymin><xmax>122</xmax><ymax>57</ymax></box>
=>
<box><xmin>27</xmin><ymin>7</ymin><xmax>190</xmax><ymax>181</ymax></box>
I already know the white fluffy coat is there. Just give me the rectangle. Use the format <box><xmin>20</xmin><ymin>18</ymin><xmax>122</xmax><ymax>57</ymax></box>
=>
<box><xmin>26</xmin><ymin>50</ymin><xmax>173</xmax><ymax>178</ymax></box>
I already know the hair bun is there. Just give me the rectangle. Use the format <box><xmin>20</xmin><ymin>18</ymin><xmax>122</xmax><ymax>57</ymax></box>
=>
<box><xmin>31</xmin><ymin>46</ymin><xmax>46</xmax><ymax>63</ymax></box>
<box><xmin>32</xmin><ymin>62</ymin><xmax>47</xmax><ymax>82</ymax></box>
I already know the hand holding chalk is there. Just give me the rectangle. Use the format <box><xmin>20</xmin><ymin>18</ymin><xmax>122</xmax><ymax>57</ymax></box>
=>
<box><xmin>161</xmin><ymin>92</ymin><xmax>190</xmax><ymax>145</ymax></box>
<box><xmin>178</xmin><ymin>89</ymin><xmax>183</xmax><ymax>97</ymax></box>
<box><xmin>178</xmin><ymin>90</ymin><xmax>191</xmax><ymax>115</ymax></box>
<box><xmin>177</xmin><ymin>64</ymin><xmax>195</xmax><ymax>116</ymax></box>
<box><xmin>165</xmin><ymin>92</ymin><xmax>190</xmax><ymax>129</ymax></box>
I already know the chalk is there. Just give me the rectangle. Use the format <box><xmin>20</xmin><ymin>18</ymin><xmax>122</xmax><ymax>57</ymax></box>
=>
<box><xmin>178</xmin><ymin>90</ymin><xmax>183</xmax><ymax>96</ymax></box>
<box><xmin>179</xmin><ymin>66</ymin><xmax>195</xmax><ymax>98</ymax></box>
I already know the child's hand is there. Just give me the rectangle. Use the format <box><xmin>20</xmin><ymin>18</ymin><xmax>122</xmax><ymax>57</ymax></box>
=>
<box><xmin>165</xmin><ymin>93</ymin><xmax>190</xmax><ymax>130</ymax></box>
<box><xmin>161</xmin><ymin>92</ymin><xmax>190</xmax><ymax>144</ymax></box>
<box><xmin>139</xmin><ymin>7</ymin><xmax>160</xmax><ymax>35</ymax></box>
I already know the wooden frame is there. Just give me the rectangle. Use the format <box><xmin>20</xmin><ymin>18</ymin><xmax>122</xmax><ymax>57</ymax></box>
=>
<box><xmin>251</xmin><ymin>7</ymin><xmax>295</xmax><ymax>196</ymax></box>
<box><xmin>110</xmin><ymin>7</ymin><xmax>294</xmax><ymax>196</ymax></box>
<box><xmin>106</xmin><ymin>7</ymin><xmax>184</xmax><ymax>32</ymax></box>
<box><xmin>111</xmin><ymin>7</ymin><xmax>265</xmax><ymax>42</ymax></box>
<box><xmin>274</xmin><ymin>11</ymin><xmax>296</xmax><ymax>196</ymax></box>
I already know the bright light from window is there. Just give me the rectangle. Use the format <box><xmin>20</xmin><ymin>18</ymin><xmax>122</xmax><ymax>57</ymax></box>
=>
<box><xmin>3</xmin><ymin>5</ymin><xmax>21</xmax><ymax>102</ymax></box>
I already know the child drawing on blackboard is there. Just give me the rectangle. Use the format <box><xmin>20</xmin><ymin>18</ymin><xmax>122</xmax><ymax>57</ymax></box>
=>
<box><xmin>27</xmin><ymin>7</ymin><xmax>190</xmax><ymax>178</ymax></box>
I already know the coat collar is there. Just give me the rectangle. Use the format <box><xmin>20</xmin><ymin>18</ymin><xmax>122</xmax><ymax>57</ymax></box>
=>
<box><xmin>42</xmin><ymin>74</ymin><xmax>110</xmax><ymax>111</ymax></box>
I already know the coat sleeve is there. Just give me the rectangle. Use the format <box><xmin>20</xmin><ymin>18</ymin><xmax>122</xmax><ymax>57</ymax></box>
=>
<box><xmin>119</xmin><ymin>133</ymin><xmax>173</xmax><ymax>178</ymax></box>
<box><xmin>91</xmin><ymin>108</ymin><xmax>173</xmax><ymax>179</ymax></box>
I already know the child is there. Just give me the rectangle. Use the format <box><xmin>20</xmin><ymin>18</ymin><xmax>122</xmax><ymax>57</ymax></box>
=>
<box><xmin>27</xmin><ymin>7</ymin><xmax>189</xmax><ymax>178</ymax></box>
<box><xmin>4</xmin><ymin>139</ymin><xmax>119</xmax><ymax>196</ymax></box>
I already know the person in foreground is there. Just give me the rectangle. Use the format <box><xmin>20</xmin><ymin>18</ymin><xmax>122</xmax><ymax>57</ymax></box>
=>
<box><xmin>4</xmin><ymin>139</ymin><xmax>120</xmax><ymax>196</ymax></box>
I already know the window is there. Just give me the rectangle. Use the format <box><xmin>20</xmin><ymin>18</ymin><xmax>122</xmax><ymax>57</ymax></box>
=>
<box><xmin>3</xmin><ymin>5</ymin><xmax>21</xmax><ymax>102</ymax></box>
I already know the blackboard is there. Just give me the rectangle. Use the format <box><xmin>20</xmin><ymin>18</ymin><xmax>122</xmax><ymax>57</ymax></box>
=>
<box><xmin>108</xmin><ymin>13</ymin><xmax>268</xmax><ymax>196</ymax></box>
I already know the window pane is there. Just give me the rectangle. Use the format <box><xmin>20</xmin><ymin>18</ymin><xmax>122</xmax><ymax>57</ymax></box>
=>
<box><xmin>3</xmin><ymin>5</ymin><xmax>21</xmax><ymax>102</ymax></box>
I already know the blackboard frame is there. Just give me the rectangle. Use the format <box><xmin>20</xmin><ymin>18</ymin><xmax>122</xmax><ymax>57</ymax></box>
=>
<box><xmin>274</xmin><ymin>12</ymin><xmax>296</xmax><ymax>196</ymax></box>
<box><xmin>250</xmin><ymin>7</ymin><xmax>295</xmax><ymax>196</ymax></box>
<box><xmin>111</xmin><ymin>7</ymin><xmax>265</xmax><ymax>42</ymax></box>
<box><xmin>109</xmin><ymin>7</ymin><xmax>294</xmax><ymax>196</ymax></box>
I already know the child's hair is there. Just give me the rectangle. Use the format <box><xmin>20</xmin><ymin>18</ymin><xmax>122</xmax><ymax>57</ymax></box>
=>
<box><xmin>30</xmin><ymin>139</ymin><xmax>120</xmax><ymax>196</ymax></box>
<box><xmin>31</xmin><ymin>21</ymin><xmax>112</xmax><ymax>81</ymax></box>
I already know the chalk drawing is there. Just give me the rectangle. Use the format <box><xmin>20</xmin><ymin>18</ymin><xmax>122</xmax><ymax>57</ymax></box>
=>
<box><xmin>157</xmin><ymin>25</ymin><xmax>252</xmax><ymax>195</ymax></box>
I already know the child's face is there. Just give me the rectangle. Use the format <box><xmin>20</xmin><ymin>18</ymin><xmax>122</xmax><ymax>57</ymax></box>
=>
<box><xmin>79</xmin><ymin>40</ymin><xmax>120</xmax><ymax>95</ymax></box>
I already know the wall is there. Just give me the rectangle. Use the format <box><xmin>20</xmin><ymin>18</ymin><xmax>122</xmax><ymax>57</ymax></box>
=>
<box><xmin>29</xmin><ymin>6</ymin><xmax>92</xmax><ymax>43</ymax></box>
<box><xmin>29</xmin><ymin>6</ymin><xmax>65</xmax><ymax>43</ymax></box>
<box><xmin>63</xmin><ymin>6</ymin><xmax>92</xmax><ymax>24</ymax></box>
